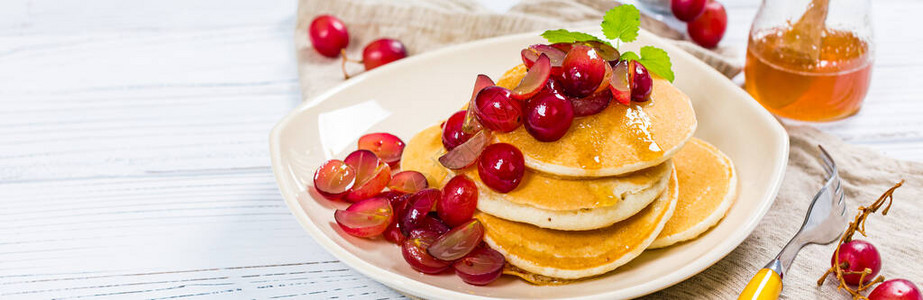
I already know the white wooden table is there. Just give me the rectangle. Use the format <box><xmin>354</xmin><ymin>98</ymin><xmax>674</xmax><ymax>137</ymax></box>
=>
<box><xmin>1</xmin><ymin>0</ymin><xmax>920</xmax><ymax>299</ymax></box>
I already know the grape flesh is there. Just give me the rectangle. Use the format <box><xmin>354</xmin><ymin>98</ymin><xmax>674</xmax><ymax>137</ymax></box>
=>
<box><xmin>453</xmin><ymin>246</ymin><xmax>505</xmax><ymax>286</ymax></box>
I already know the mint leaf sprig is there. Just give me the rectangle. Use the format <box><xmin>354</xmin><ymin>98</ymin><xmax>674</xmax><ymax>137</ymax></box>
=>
<box><xmin>540</xmin><ymin>4</ymin><xmax>674</xmax><ymax>82</ymax></box>
<box><xmin>541</xmin><ymin>29</ymin><xmax>613</xmax><ymax>48</ymax></box>
<box><xmin>601</xmin><ymin>4</ymin><xmax>641</xmax><ymax>46</ymax></box>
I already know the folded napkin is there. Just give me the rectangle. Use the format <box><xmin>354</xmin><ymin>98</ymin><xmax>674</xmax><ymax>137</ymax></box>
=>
<box><xmin>295</xmin><ymin>0</ymin><xmax>923</xmax><ymax>298</ymax></box>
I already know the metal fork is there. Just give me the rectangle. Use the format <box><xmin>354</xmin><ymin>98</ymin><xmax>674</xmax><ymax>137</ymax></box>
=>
<box><xmin>739</xmin><ymin>145</ymin><xmax>848</xmax><ymax>300</ymax></box>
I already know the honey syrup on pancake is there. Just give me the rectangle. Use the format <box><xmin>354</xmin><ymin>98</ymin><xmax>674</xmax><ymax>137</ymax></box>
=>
<box><xmin>571</xmin><ymin>103</ymin><xmax>664</xmax><ymax>170</ymax></box>
<box><xmin>494</xmin><ymin>65</ymin><xmax>687</xmax><ymax>173</ymax></box>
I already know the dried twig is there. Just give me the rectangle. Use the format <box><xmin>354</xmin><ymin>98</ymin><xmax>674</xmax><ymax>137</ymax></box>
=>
<box><xmin>817</xmin><ymin>180</ymin><xmax>903</xmax><ymax>299</ymax></box>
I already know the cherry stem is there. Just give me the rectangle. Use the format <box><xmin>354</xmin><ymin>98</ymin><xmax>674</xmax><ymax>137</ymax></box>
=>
<box><xmin>340</xmin><ymin>49</ymin><xmax>363</xmax><ymax>80</ymax></box>
<box><xmin>816</xmin><ymin>180</ymin><xmax>903</xmax><ymax>300</ymax></box>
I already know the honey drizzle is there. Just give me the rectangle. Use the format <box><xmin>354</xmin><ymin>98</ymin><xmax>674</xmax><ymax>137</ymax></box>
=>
<box><xmin>574</xmin><ymin>121</ymin><xmax>606</xmax><ymax>170</ymax></box>
<box><xmin>623</xmin><ymin>104</ymin><xmax>663</xmax><ymax>161</ymax></box>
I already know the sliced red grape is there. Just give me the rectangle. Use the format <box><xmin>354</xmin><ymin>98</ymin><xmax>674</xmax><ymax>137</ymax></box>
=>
<box><xmin>382</xmin><ymin>192</ymin><xmax>412</xmax><ymax>244</ymax></box>
<box><xmin>629</xmin><ymin>60</ymin><xmax>653</xmax><ymax>102</ymax></box>
<box><xmin>550</xmin><ymin>63</ymin><xmax>611</xmax><ymax>115</ymax></box>
<box><xmin>520</xmin><ymin>44</ymin><xmax>565</xmax><ymax>68</ymax></box>
<box><xmin>571</xmin><ymin>89</ymin><xmax>612</xmax><ymax>117</ymax></box>
<box><xmin>438</xmin><ymin>130</ymin><xmax>491</xmax><ymax>170</ymax></box>
<box><xmin>524</xmin><ymin>91</ymin><xmax>574</xmax><ymax>142</ymax></box>
<box><xmin>438</xmin><ymin>175</ymin><xmax>479</xmax><ymax>227</ymax></box>
<box><xmin>543</xmin><ymin>76</ymin><xmax>610</xmax><ymax>114</ymax></box>
<box><xmin>418</xmin><ymin>214</ymin><xmax>451</xmax><ymax>236</ymax></box>
<box><xmin>313</xmin><ymin>159</ymin><xmax>356</xmax><ymax>200</ymax></box>
<box><xmin>388</xmin><ymin>171</ymin><xmax>429</xmax><ymax>194</ymax></box>
<box><xmin>543</xmin><ymin>77</ymin><xmax>566</xmax><ymax>96</ymax></box>
<box><xmin>443</xmin><ymin>111</ymin><xmax>473</xmax><ymax>151</ymax></box>
<box><xmin>376</xmin><ymin>190</ymin><xmax>406</xmax><ymax>203</ymax></box>
<box><xmin>550</xmin><ymin>43</ymin><xmax>573</xmax><ymax>53</ymax></box>
<box><xmin>402</xmin><ymin>229</ymin><xmax>452</xmax><ymax>274</ymax></box>
<box><xmin>462</xmin><ymin>75</ymin><xmax>495</xmax><ymax>134</ymax></box>
<box><xmin>610</xmin><ymin>60</ymin><xmax>632</xmax><ymax>105</ymax></box>
<box><xmin>362</xmin><ymin>38</ymin><xmax>408</xmax><ymax>70</ymax></box>
<box><xmin>477</xmin><ymin>143</ymin><xmax>525</xmax><ymax>193</ymax></box>
<box><xmin>383</xmin><ymin>221</ymin><xmax>405</xmax><ymax>244</ymax></box>
<box><xmin>377</xmin><ymin>191</ymin><xmax>410</xmax><ymax>217</ymax></box>
<box><xmin>521</xmin><ymin>44</ymin><xmax>565</xmax><ymax>76</ymax></box>
<box><xmin>511</xmin><ymin>54</ymin><xmax>552</xmax><ymax>100</ymax></box>
<box><xmin>334</xmin><ymin>197</ymin><xmax>393</xmax><ymax>238</ymax></box>
<box><xmin>343</xmin><ymin>150</ymin><xmax>392</xmax><ymax>202</ymax></box>
<box><xmin>357</xmin><ymin>132</ymin><xmax>405</xmax><ymax>167</ymax></box>
<box><xmin>427</xmin><ymin>219</ymin><xmax>485</xmax><ymax>261</ymax></box>
<box><xmin>559</xmin><ymin>44</ymin><xmax>607</xmax><ymax>98</ymax></box>
<box><xmin>454</xmin><ymin>246</ymin><xmax>505</xmax><ymax>286</ymax></box>
<box><xmin>581</xmin><ymin>41</ymin><xmax>620</xmax><ymax>63</ymax></box>
<box><xmin>400</xmin><ymin>189</ymin><xmax>441</xmax><ymax>236</ymax></box>
<box><xmin>594</xmin><ymin>60</ymin><xmax>613</xmax><ymax>94</ymax></box>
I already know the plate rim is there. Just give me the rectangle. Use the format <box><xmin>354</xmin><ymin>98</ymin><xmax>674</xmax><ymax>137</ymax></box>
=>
<box><xmin>271</xmin><ymin>27</ymin><xmax>790</xmax><ymax>299</ymax></box>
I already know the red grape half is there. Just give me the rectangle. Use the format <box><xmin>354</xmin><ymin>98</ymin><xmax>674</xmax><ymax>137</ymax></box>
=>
<box><xmin>334</xmin><ymin>196</ymin><xmax>393</xmax><ymax>238</ymax></box>
<box><xmin>427</xmin><ymin>219</ymin><xmax>484</xmax><ymax>261</ymax></box>
<box><xmin>454</xmin><ymin>246</ymin><xmax>505</xmax><ymax>286</ymax></box>
<box><xmin>313</xmin><ymin>159</ymin><xmax>356</xmax><ymax>200</ymax></box>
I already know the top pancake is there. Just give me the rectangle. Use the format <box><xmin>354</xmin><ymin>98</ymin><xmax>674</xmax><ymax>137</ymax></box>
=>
<box><xmin>493</xmin><ymin>65</ymin><xmax>697</xmax><ymax>178</ymax></box>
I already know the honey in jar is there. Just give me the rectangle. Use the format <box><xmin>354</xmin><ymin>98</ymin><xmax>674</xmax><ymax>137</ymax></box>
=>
<box><xmin>745</xmin><ymin>0</ymin><xmax>873</xmax><ymax>122</ymax></box>
<box><xmin>745</xmin><ymin>27</ymin><xmax>872</xmax><ymax>121</ymax></box>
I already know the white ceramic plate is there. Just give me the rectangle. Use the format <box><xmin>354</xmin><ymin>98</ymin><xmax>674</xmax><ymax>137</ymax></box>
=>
<box><xmin>270</xmin><ymin>28</ymin><xmax>789</xmax><ymax>299</ymax></box>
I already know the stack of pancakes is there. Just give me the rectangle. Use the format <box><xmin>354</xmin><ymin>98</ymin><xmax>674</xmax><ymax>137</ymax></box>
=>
<box><xmin>401</xmin><ymin>65</ymin><xmax>738</xmax><ymax>283</ymax></box>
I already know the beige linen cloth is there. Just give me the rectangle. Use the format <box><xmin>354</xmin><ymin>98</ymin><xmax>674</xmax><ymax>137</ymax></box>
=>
<box><xmin>295</xmin><ymin>0</ymin><xmax>923</xmax><ymax>298</ymax></box>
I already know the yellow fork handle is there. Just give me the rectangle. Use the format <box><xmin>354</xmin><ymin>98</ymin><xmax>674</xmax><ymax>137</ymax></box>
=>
<box><xmin>739</xmin><ymin>268</ymin><xmax>782</xmax><ymax>300</ymax></box>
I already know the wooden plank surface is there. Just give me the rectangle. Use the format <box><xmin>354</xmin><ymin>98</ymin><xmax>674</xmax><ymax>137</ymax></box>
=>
<box><xmin>1</xmin><ymin>0</ymin><xmax>920</xmax><ymax>299</ymax></box>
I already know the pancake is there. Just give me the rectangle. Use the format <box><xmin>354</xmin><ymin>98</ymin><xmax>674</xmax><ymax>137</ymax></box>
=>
<box><xmin>649</xmin><ymin>138</ymin><xmax>737</xmax><ymax>249</ymax></box>
<box><xmin>401</xmin><ymin>125</ymin><xmax>673</xmax><ymax>230</ymax></box>
<box><xmin>493</xmin><ymin>65</ymin><xmax>697</xmax><ymax>178</ymax></box>
<box><xmin>476</xmin><ymin>170</ymin><xmax>678</xmax><ymax>280</ymax></box>
<box><xmin>399</xmin><ymin>124</ymin><xmax>454</xmax><ymax>186</ymax></box>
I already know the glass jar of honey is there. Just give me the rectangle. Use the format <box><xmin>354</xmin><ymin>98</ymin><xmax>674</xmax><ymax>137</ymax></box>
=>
<box><xmin>745</xmin><ymin>0</ymin><xmax>874</xmax><ymax>122</ymax></box>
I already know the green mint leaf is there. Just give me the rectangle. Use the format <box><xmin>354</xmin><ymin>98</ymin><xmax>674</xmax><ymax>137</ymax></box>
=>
<box><xmin>620</xmin><ymin>51</ymin><xmax>640</xmax><ymax>62</ymax></box>
<box><xmin>638</xmin><ymin>46</ymin><xmax>674</xmax><ymax>82</ymax></box>
<box><xmin>541</xmin><ymin>29</ymin><xmax>612</xmax><ymax>47</ymax></box>
<box><xmin>601</xmin><ymin>5</ymin><xmax>640</xmax><ymax>43</ymax></box>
